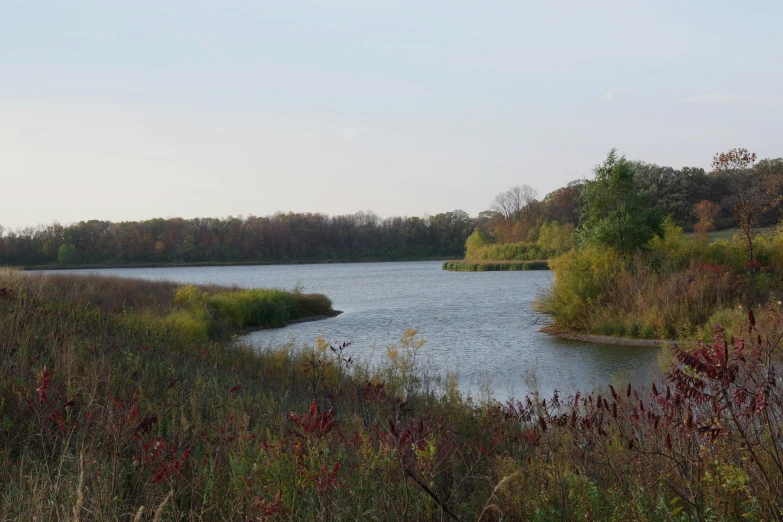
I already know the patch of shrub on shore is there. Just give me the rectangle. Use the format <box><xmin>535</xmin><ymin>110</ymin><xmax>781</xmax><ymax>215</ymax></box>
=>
<box><xmin>538</xmin><ymin>223</ymin><xmax>783</xmax><ymax>340</ymax></box>
<box><xmin>463</xmin><ymin>221</ymin><xmax>576</xmax><ymax>262</ymax></box>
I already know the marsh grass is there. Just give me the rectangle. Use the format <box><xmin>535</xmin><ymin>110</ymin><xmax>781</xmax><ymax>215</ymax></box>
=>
<box><xmin>443</xmin><ymin>260</ymin><xmax>549</xmax><ymax>271</ymax></box>
<box><xmin>1</xmin><ymin>268</ymin><xmax>334</xmax><ymax>342</ymax></box>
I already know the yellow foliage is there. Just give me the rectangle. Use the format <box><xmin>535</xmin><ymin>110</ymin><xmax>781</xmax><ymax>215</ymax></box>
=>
<box><xmin>316</xmin><ymin>334</ymin><xmax>330</xmax><ymax>353</ymax></box>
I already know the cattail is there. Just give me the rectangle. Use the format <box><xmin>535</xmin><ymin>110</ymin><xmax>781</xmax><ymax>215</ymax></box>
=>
<box><xmin>538</xmin><ymin>416</ymin><xmax>547</xmax><ymax>432</ymax></box>
<box><xmin>665</xmin><ymin>433</ymin><xmax>672</xmax><ymax>449</ymax></box>
<box><xmin>609</xmin><ymin>385</ymin><xmax>618</xmax><ymax>401</ymax></box>
<box><xmin>612</xmin><ymin>403</ymin><xmax>617</xmax><ymax>419</ymax></box>
<box><xmin>652</xmin><ymin>383</ymin><xmax>659</xmax><ymax>396</ymax></box>
<box><xmin>132</xmin><ymin>506</ymin><xmax>145</xmax><ymax>522</ymax></box>
<box><xmin>153</xmin><ymin>489</ymin><xmax>173</xmax><ymax>522</ymax></box>
<box><xmin>626</xmin><ymin>383</ymin><xmax>632</xmax><ymax>397</ymax></box>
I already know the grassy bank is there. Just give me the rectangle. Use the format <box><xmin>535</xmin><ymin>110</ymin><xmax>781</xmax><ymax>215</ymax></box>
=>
<box><xmin>3</xmin><ymin>268</ymin><xmax>783</xmax><ymax>519</ymax></box>
<box><xmin>537</xmin><ymin>224</ymin><xmax>783</xmax><ymax>340</ymax></box>
<box><xmin>443</xmin><ymin>259</ymin><xmax>549</xmax><ymax>271</ymax></box>
<box><xmin>0</xmin><ymin>268</ymin><xmax>336</xmax><ymax>341</ymax></box>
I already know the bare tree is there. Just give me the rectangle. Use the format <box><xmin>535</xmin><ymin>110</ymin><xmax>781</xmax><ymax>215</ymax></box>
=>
<box><xmin>490</xmin><ymin>185</ymin><xmax>538</xmax><ymax>224</ymax></box>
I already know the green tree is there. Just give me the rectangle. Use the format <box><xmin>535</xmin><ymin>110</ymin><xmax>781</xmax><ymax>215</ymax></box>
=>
<box><xmin>57</xmin><ymin>244</ymin><xmax>80</xmax><ymax>265</ymax></box>
<box><xmin>464</xmin><ymin>229</ymin><xmax>492</xmax><ymax>260</ymax></box>
<box><xmin>580</xmin><ymin>149</ymin><xmax>665</xmax><ymax>256</ymax></box>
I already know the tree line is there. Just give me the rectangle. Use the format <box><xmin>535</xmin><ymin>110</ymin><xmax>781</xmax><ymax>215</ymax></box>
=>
<box><xmin>478</xmin><ymin>150</ymin><xmax>783</xmax><ymax>248</ymax></box>
<box><xmin>2</xmin><ymin>148</ymin><xmax>781</xmax><ymax>266</ymax></box>
<box><xmin>0</xmin><ymin>210</ymin><xmax>475</xmax><ymax>266</ymax></box>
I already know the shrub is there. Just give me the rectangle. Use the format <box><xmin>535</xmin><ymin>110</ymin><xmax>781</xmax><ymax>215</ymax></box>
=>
<box><xmin>57</xmin><ymin>244</ymin><xmax>80</xmax><ymax>264</ymax></box>
<box><xmin>539</xmin><ymin>223</ymin><xmax>783</xmax><ymax>339</ymax></box>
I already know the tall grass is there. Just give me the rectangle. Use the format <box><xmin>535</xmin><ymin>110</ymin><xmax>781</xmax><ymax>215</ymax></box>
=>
<box><xmin>4</xmin><ymin>269</ymin><xmax>335</xmax><ymax>342</ymax></box>
<box><xmin>174</xmin><ymin>284</ymin><xmax>334</xmax><ymax>338</ymax></box>
<box><xmin>443</xmin><ymin>260</ymin><xmax>549</xmax><ymax>271</ymax></box>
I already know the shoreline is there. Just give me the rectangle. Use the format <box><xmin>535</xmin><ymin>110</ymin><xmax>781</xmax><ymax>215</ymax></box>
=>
<box><xmin>241</xmin><ymin>310</ymin><xmax>344</xmax><ymax>335</ymax></box>
<box><xmin>540</xmin><ymin>326</ymin><xmax>669</xmax><ymax>347</ymax></box>
<box><xmin>287</xmin><ymin>310</ymin><xmax>344</xmax><ymax>325</ymax></box>
<box><xmin>19</xmin><ymin>258</ymin><xmax>452</xmax><ymax>271</ymax></box>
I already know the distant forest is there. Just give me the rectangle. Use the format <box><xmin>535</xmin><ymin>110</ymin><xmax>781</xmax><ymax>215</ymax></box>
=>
<box><xmin>2</xmin><ymin>155</ymin><xmax>781</xmax><ymax>267</ymax></box>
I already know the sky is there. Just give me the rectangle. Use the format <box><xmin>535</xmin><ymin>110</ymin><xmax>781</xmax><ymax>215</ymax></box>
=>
<box><xmin>2</xmin><ymin>0</ymin><xmax>782</xmax><ymax>230</ymax></box>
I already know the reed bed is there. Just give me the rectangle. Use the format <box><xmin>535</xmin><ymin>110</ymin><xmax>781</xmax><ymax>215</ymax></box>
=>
<box><xmin>443</xmin><ymin>260</ymin><xmax>549</xmax><ymax>271</ymax></box>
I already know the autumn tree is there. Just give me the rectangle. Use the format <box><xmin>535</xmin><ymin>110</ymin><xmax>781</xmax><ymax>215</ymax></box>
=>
<box><xmin>543</xmin><ymin>181</ymin><xmax>583</xmax><ymax>226</ymax></box>
<box><xmin>757</xmin><ymin>158</ymin><xmax>783</xmax><ymax>225</ymax></box>
<box><xmin>712</xmin><ymin>148</ymin><xmax>758</xmax><ymax>261</ymax></box>
<box><xmin>692</xmin><ymin>200</ymin><xmax>721</xmax><ymax>239</ymax></box>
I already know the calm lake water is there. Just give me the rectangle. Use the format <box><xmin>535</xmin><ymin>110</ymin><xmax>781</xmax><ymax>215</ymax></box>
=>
<box><xmin>48</xmin><ymin>261</ymin><xmax>661</xmax><ymax>400</ymax></box>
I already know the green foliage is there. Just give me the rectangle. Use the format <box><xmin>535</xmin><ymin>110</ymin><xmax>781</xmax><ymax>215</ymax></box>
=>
<box><xmin>464</xmin><ymin>229</ymin><xmax>492</xmax><ymax>258</ymax></box>
<box><xmin>537</xmin><ymin>246</ymin><xmax>621</xmax><ymax>332</ymax></box>
<box><xmin>443</xmin><ymin>260</ymin><xmax>549</xmax><ymax>271</ymax></box>
<box><xmin>466</xmin><ymin>241</ymin><xmax>548</xmax><ymax>261</ymax></box>
<box><xmin>537</xmin><ymin>221</ymin><xmax>576</xmax><ymax>253</ymax></box>
<box><xmin>56</xmin><ymin>243</ymin><xmax>79</xmax><ymax>264</ymax></box>
<box><xmin>463</xmin><ymin>221</ymin><xmax>575</xmax><ymax>262</ymax></box>
<box><xmin>633</xmin><ymin>162</ymin><xmax>710</xmax><ymax>226</ymax></box>
<box><xmin>581</xmin><ymin>149</ymin><xmax>666</xmax><ymax>256</ymax></box>
<box><xmin>169</xmin><ymin>284</ymin><xmax>333</xmax><ymax>338</ymax></box>
<box><xmin>203</xmin><ymin>289</ymin><xmax>332</xmax><ymax>336</ymax></box>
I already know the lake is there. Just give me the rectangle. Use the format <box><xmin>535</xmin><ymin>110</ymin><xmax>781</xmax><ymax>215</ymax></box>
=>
<box><xmin>47</xmin><ymin>261</ymin><xmax>661</xmax><ymax>400</ymax></box>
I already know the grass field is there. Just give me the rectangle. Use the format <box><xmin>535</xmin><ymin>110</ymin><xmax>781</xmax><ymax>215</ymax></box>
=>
<box><xmin>684</xmin><ymin>226</ymin><xmax>775</xmax><ymax>242</ymax></box>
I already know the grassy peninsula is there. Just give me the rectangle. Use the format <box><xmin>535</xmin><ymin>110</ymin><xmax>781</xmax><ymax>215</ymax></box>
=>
<box><xmin>443</xmin><ymin>259</ymin><xmax>549</xmax><ymax>271</ymax></box>
<box><xmin>442</xmin><ymin>222</ymin><xmax>574</xmax><ymax>271</ymax></box>
<box><xmin>5</xmin><ymin>267</ymin><xmax>783</xmax><ymax>519</ymax></box>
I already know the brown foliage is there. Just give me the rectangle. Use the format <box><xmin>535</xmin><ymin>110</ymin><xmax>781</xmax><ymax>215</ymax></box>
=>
<box><xmin>692</xmin><ymin>200</ymin><xmax>721</xmax><ymax>238</ymax></box>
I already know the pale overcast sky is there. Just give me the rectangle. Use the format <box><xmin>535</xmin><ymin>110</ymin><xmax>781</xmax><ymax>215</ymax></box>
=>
<box><xmin>2</xmin><ymin>0</ymin><xmax>782</xmax><ymax>229</ymax></box>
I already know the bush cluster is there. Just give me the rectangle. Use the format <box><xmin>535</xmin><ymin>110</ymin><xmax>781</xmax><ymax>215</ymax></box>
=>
<box><xmin>538</xmin><ymin>223</ymin><xmax>783</xmax><ymax>339</ymax></box>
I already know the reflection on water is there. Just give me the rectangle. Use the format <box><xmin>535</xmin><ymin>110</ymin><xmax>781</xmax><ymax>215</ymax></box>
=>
<box><xmin>49</xmin><ymin>261</ymin><xmax>661</xmax><ymax>399</ymax></box>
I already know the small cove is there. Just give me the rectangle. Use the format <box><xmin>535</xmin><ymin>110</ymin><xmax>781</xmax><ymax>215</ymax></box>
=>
<box><xmin>48</xmin><ymin>261</ymin><xmax>661</xmax><ymax>399</ymax></box>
